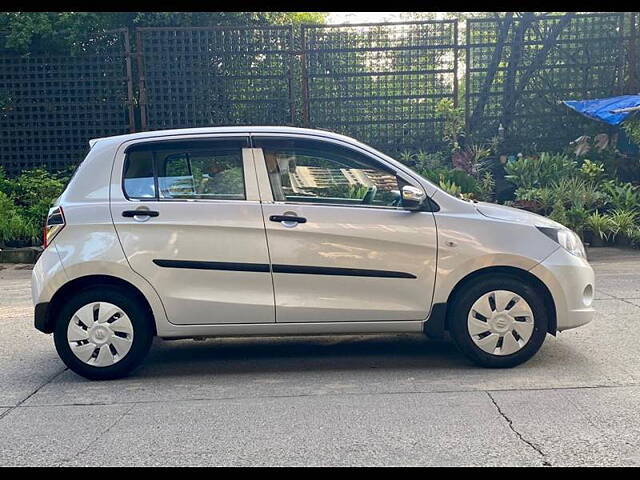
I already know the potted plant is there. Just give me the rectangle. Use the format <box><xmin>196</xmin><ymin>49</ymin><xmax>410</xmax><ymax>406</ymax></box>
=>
<box><xmin>584</xmin><ymin>211</ymin><xmax>613</xmax><ymax>247</ymax></box>
<box><xmin>609</xmin><ymin>209</ymin><xmax>638</xmax><ymax>247</ymax></box>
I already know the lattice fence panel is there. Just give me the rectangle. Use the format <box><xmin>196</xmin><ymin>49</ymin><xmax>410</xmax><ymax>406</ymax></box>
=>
<box><xmin>301</xmin><ymin>21</ymin><xmax>459</xmax><ymax>155</ymax></box>
<box><xmin>0</xmin><ymin>30</ymin><xmax>132</xmax><ymax>175</ymax></box>
<box><xmin>137</xmin><ymin>26</ymin><xmax>295</xmax><ymax>130</ymax></box>
<box><xmin>466</xmin><ymin>13</ymin><xmax>627</xmax><ymax>152</ymax></box>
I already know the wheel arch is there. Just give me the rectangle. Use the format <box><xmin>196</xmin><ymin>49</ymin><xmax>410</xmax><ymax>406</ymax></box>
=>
<box><xmin>44</xmin><ymin>275</ymin><xmax>157</xmax><ymax>336</ymax></box>
<box><xmin>443</xmin><ymin>266</ymin><xmax>557</xmax><ymax>335</ymax></box>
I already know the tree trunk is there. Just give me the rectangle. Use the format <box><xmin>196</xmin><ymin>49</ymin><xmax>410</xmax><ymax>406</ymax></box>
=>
<box><xmin>468</xmin><ymin>12</ymin><xmax>514</xmax><ymax>134</ymax></box>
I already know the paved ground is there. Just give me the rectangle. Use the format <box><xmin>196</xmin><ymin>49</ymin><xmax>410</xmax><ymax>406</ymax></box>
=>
<box><xmin>1</xmin><ymin>248</ymin><xmax>639</xmax><ymax>466</ymax></box>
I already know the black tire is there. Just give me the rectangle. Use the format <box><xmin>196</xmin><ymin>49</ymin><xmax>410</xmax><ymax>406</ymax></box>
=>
<box><xmin>53</xmin><ymin>286</ymin><xmax>154</xmax><ymax>380</ymax></box>
<box><xmin>448</xmin><ymin>274</ymin><xmax>548</xmax><ymax>368</ymax></box>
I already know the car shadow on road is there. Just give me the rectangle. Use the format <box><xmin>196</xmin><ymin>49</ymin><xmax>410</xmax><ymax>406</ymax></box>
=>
<box><xmin>136</xmin><ymin>334</ymin><xmax>500</xmax><ymax>378</ymax></box>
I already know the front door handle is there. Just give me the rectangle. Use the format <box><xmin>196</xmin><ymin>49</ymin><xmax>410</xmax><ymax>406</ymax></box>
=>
<box><xmin>269</xmin><ymin>215</ymin><xmax>307</xmax><ymax>224</ymax></box>
<box><xmin>122</xmin><ymin>210</ymin><xmax>159</xmax><ymax>218</ymax></box>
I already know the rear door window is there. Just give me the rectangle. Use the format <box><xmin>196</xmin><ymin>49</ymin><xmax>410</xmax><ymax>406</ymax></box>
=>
<box><xmin>123</xmin><ymin>137</ymin><xmax>249</xmax><ymax>201</ymax></box>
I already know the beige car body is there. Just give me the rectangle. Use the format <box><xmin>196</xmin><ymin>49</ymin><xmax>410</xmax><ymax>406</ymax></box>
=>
<box><xmin>32</xmin><ymin>127</ymin><xmax>595</xmax><ymax>340</ymax></box>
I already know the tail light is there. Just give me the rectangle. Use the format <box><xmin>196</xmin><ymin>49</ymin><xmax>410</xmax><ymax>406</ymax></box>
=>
<box><xmin>43</xmin><ymin>206</ymin><xmax>65</xmax><ymax>249</ymax></box>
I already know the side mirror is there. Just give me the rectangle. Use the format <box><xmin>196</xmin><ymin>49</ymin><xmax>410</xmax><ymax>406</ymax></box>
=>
<box><xmin>401</xmin><ymin>185</ymin><xmax>426</xmax><ymax>210</ymax></box>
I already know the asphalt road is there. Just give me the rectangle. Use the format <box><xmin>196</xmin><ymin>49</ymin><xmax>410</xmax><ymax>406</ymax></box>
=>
<box><xmin>1</xmin><ymin>248</ymin><xmax>639</xmax><ymax>466</ymax></box>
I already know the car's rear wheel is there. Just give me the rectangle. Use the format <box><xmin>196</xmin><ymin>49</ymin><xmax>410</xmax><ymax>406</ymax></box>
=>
<box><xmin>53</xmin><ymin>286</ymin><xmax>154</xmax><ymax>380</ymax></box>
<box><xmin>448</xmin><ymin>274</ymin><xmax>548</xmax><ymax>368</ymax></box>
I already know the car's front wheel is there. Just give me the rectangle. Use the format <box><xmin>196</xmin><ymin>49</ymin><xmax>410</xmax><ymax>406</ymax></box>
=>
<box><xmin>53</xmin><ymin>286</ymin><xmax>154</xmax><ymax>380</ymax></box>
<box><xmin>448</xmin><ymin>274</ymin><xmax>549</xmax><ymax>368</ymax></box>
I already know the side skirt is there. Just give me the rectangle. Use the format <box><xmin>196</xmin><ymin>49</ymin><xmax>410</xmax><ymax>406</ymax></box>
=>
<box><xmin>159</xmin><ymin>320</ymin><xmax>425</xmax><ymax>340</ymax></box>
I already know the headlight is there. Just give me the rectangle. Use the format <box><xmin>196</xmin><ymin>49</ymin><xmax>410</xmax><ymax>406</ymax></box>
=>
<box><xmin>536</xmin><ymin>226</ymin><xmax>586</xmax><ymax>258</ymax></box>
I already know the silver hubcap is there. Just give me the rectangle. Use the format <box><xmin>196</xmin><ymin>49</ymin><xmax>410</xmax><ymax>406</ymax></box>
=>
<box><xmin>67</xmin><ymin>302</ymin><xmax>134</xmax><ymax>367</ymax></box>
<box><xmin>467</xmin><ymin>290</ymin><xmax>535</xmax><ymax>356</ymax></box>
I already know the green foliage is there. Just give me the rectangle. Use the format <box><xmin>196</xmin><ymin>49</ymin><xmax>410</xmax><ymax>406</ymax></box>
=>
<box><xmin>608</xmin><ymin>209</ymin><xmax>638</xmax><ymax>241</ymax></box>
<box><xmin>579</xmin><ymin>159</ymin><xmax>605</xmax><ymax>183</ymax></box>
<box><xmin>401</xmin><ymin>149</ymin><xmax>450</xmax><ymax>173</ymax></box>
<box><xmin>0</xmin><ymin>12</ymin><xmax>327</xmax><ymax>53</ymax></box>
<box><xmin>424</xmin><ymin>169</ymin><xmax>479</xmax><ymax>197</ymax></box>
<box><xmin>476</xmin><ymin>172</ymin><xmax>495</xmax><ymax>202</ymax></box>
<box><xmin>504</xmin><ymin>152</ymin><xmax>577</xmax><ymax>189</ymax></box>
<box><xmin>0</xmin><ymin>168</ymin><xmax>68</xmax><ymax>247</ymax></box>
<box><xmin>435</xmin><ymin>98</ymin><xmax>465</xmax><ymax>151</ymax></box>
<box><xmin>600</xmin><ymin>180</ymin><xmax>640</xmax><ymax>211</ymax></box>
<box><xmin>548</xmin><ymin>201</ymin><xmax>568</xmax><ymax>226</ymax></box>
<box><xmin>451</xmin><ymin>144</ymin><xmax>494</xmax><ymax>178</ymax></box>
<box><xmin>585</xmin><ymin>211</ymin><xmax>614</xmax><ymax>241</ymax></box>
<box><xmin>438</xmin><ymin>178</ymin><xmax>462</xmax><ymax>197</ymax></box>
<box><xmin>628</xmin><ymin>226</ymin><xmax>640</xmax><ymax>248</ymax></box>
<box><xmin>622</xmin><ymin>117</ymin><xmax>640</xmax><ymax>147</ymax></box>
<box><xmin>565</xmin><ymin>206</ymin><xmax>589</xmax><ymax>236</ymax></box>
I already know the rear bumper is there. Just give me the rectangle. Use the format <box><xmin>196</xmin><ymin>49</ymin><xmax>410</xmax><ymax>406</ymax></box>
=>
<box><xmin>31</xmin><ymin>243</ymin><xmax>67</xmax><ymax>335</ymax></box>
<box><xmin>530</xmin><ymin>248</ymin><xmax>596</xmax><ymax>332</ymax></box>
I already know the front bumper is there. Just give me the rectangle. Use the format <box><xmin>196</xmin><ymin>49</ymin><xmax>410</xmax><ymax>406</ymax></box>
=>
<box><xmin>34</xmin><ymin>302</ymin><xmax>52</xmax><ymax>333</ymax></box>
<box><xmin>530</xmin><ymin>247</ymin><xmax>596</xmax><ymax>332</ymax></box>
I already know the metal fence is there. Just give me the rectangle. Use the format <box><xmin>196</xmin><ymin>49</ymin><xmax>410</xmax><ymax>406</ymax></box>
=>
<box><xmin>0</xmin><ymin>14</ymin><xmax>637</xmax><ymax>176</ymax></box>
<box><xmin>0</xmin><ymin>29</ymin><xmax>133</xmax><ymax>176</ymax></box>
<box><xmin>136</xmin><ymin>25</ymin><xmax>295</xmax><ymax>131</ymax></box>
<box><xmin>300</xmin><ymin>20</ymin><xmax>458</xmax><ymax>154</ymax></box>
<box><xmin>465</xmin><ymin>13</ymin><xmax>627</xmax><ymax>152</ymax></box>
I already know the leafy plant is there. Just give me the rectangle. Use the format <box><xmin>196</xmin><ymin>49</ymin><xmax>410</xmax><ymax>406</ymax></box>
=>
<box><xmin>579</xmin><ymin>159</ymin><xmax>605</xmax><ymax>183</ymax></box>
<box><xmin>0</xmin><ymin>168</ymin><xmax>68</xmax><ymax>247</ymax></box>
<box><xmin>565</xmin><ymin>206</ymin><xmax>589</xmax><ymax>237</ymax></box>
<box><xmin>435</xmin><ymin>98</ymin><xmax>465</xmax><ymax>151</ymax></box>
<box><xmin>601</xmin><ymin>180</ymin><xmax>640</xmax><ymax>211</ymax></box>
<box><xmin>451</xmin><ymin>144</ymin><xmax>493</xmax><ymax>178</ymax></box>
<box><xmin>608</xmin><ymin>209</ymin><xmax>638</xmax><ymax>241</ymax></box>
<box><xmin>585</xmin><ymin>211</ymin><xmax>614</xmax><ymax>242</ymax></box>
<box><xmin>504</xmin><ymin>152</ymin><xmax>577</xmax><ymax>189</ymax></box>
<box><xmin>401</xmin><ymin>149</ymin><xmax>450</xmax><ymax>173</ymax></box>
<box><xmin>628</xmin><ymin>226</ymin><xmax>640</xmax><ymax>248</ymax></box>
<box><xmin>476</xmin><ymin>172</ymin><xmax>495</xmax><ymax>202</ymax></box>
<box><xmin>0</xmin><ymin>191</ymin><xmax>40</xmax><ymax>247</ymax></box>
<box><xmin>438</xmin><ymin>178</ymin><xmax>462</xmax><ymax>198</ymax></box>
<box><xmin>622</xmin><ymin>116</ymin><xmax>640</xmax><ymax>147</ymax></box>
<box><xmin>549</xmin><ymin>201</ymin><xmax>568</xmax><ymax>227</ymax></box>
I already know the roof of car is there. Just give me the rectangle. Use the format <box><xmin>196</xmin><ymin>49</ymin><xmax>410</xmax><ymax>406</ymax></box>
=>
<box><xmin>88</xmin><ymin>126</ymin><xmax>359</xmax><ymax>149</ymax></box>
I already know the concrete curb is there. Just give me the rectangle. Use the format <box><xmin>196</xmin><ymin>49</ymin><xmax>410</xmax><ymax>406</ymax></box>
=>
<box><xmin>0</xmin><ymin>247</ymin><xmax>42</xmax><ymax>264</ymax></box>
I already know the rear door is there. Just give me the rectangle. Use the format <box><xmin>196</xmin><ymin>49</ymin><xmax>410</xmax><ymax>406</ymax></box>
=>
<box><xmin>252</xmin><ymin>135</ymin><xmax>438</xmax><ymax>323</ymax></box>
<box><xmin>110</xmin><ymin>135</ymin><xmax>275</xmax><ymax>325</ymax></box>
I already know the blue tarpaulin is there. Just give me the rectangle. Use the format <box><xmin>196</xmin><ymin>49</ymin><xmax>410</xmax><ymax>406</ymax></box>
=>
<box><xmin>563</xmin><ymin>95</ymin><xmax>640</xmax><ymax>126</ymax></box>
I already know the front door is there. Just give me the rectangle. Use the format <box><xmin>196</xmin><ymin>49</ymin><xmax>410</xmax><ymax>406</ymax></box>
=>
<box><xmin>252</xmin><ymin>135</ymin><xmax>438</xmax><ymax>323</ymax></box>
<box><xmin>111</xmin><ymin>135</ymin><xmax>275</xmax><ymax>325</ymax></box>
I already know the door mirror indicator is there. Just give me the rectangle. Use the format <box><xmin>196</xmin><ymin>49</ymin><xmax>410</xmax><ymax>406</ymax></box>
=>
<box><xmin>401</xmin><ymin>185</ymin><xmax>426</xmax><ymax>210</ymax></box>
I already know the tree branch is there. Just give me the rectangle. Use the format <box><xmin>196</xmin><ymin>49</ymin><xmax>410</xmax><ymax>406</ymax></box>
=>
<box><xmin>468</xmin><ymin>12</ymin><xmax>514</xmax><ymax>133</ymax></box>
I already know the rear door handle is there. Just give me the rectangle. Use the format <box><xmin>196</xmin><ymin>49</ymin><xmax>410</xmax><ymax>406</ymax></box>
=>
<box><xmin>122</xmin><ymin>210</ymin><xmax>159</xmax><ymax>218</ymax></box>
<box><xmin>269</xmin><ymin>215</ymin><xmax>307</xmax><ymax>224</ymax></box>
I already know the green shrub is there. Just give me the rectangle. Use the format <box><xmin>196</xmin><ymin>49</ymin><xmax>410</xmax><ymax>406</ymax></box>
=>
<box><xmin>622</xmin><ymin>116</ymin><xmax>640</xmax><ymax>147</ymax></box>
<box><xmin>0</xmin><ymin>168</ymin><xmax>67</xmax><ymax>247</ymax></box>
<box><xmin>579</xmin><ymin>159</ymin><xmax>605</xmax><ymax>183</ymax></box>
<box><xmin>438</xmin><ymin>178</ymin><xmax>462</xmax><ymax>197</ymax></box>
<box><xmin>585</xmin><ymin>211</ymin><xmax>614</xmax><ymax>242</ymax></box>
<box><xmin>600</xmin><ymin>180</ymin><xmax>640</xmax><ymax>212</ymax></box>
<box><xmin>608</xmin><ymin>209</ymin><xmax>638</xmax><ymax>241</ymax></box>
<box><xmin>0</xmin><ymin>191</ymin><xmax>40</xmax><ymax>246</ymax></box>
<box><xmin>504</xmin><ymin>152</ymin><xmax>577</xmax><ymax>189</ymax></box>
<box><xmin>476</xmin><ymin>171</ymin><xmax>495</xmax><ymax>202</ymax></box>
<box><xmin>401</xmin><ymin>149</ymin><xmax>450</xmax><ymax>174</ymax></box>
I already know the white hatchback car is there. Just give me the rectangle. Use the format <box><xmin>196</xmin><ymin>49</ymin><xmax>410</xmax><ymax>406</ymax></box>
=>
<box><xmin>32</xmin><ymin>127</ymin><xmax>595</xmax><ymax>380</ymax></box>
